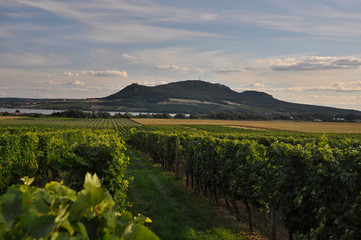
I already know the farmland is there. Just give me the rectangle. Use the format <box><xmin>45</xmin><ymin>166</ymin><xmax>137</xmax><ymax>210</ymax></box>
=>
<box><xmin>0</xmin><ymin>116</ymin><xmax>141</xmax><ymax>130</ymax></box>
<box><xmin>1</xmin><ymin>116</ymin><xmax>361</xmax><ymax>239</ymax></box>
<box><xmin>2</xmin><ymin>116</ymin><xmax>360</xmax><ymax>133</ymax></box>
<box><xmin>133</xmin><ymin>118</ymin><xmax>361</xmax><ymax>133</ymax></box>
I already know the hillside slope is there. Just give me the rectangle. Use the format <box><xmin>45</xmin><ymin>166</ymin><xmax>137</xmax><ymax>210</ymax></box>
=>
<box><xmin>101</xmin><ymin>80</ymin><xmax>361</xmax><ymax>116</ymax></box>
<box><xmin>1</xmin><ymin>80</ymin><xmax>360</xmax><ymax>117</ymax></box>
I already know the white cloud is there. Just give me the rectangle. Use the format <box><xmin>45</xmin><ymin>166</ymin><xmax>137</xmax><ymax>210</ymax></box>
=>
<box><xmin>233</xmin><ymin>81</ymin><xmax>361</xmax><ymax>95</ymax></box>
<box><xmin>48</xmin><ymin>80</ymin><xmax>62</xmax><ymax>85</ymax></box>
<box><xmin>309</xmin><ymin>95</ymin><xmax>360</xmax><ymax>100</ymax></box>
<box><xmin>59</xmin><ymin>70</ymin><xmax>129</xmax><ymax>78</ymax></box>
<box><xmin>232</xmin><ymin>83</ymin><xmax>267</xmax><ymax>92</ymax></box>
<box><xmin>71</xmin><ymin>80</ymin><xmax>85</xmax><ymax>86</ymax></box>
<box><xmin>155</xmin><ymin>64</ymin><xmax>205</xmax><ymax>73</ymax></box>
<box><xmin>246</xmin><ymin>83</ymin><xmax>266</xmax><ymax>88</ymax></box>
<box><xmin>88</xmin><ymin>70</ymin><xmax>128</xmax><ymax>77</ymax></box>
<box><xmin>62</xmin><ymin>71</ymin><xmax>79</xmax><ymax>77</ymax></box>
<box><xmin>268</xmin><ymin>81</ymin><xmax>361</xmax><ymax>92</ymax></box>
<box><xmin>254</xmin><ymin>56</ymin><xmax>361</xmax><ymax>71</ymax></box>
<box><xmin>122</xmin><ymin>53</ymin><xmax>137</xmax><ymax>60</ymax></box>
<box><xmin>188</xmin><ymin>67</ymin><xmax>205</xmax><ymax>73</ymax></box>
<box><xmin>216</xmin><ymin>67</ymin><xmax>243</xmax><ymax>73</ymax></box>
<box><xmin>142</xmin><ymin>81</ymin><xmax>169</xmax><ymax>86</ymax></box>
<box><xmin>156</xmin><ymin>64</ymin><xmax>180</xmax><ymax>71</ymax></box>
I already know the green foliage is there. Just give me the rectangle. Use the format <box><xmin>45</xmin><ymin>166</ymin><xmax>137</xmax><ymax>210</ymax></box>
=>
<box><xmin>0</xmin><ymin>118</ymin><xmax>140</xmax><ymax>132</ymax></box>
<box><xmin>0</xmin><ymin>128</ymin><xmax>131</xmax><ymax>210</ymax></box>
<box><xmin>128</xmin><ymin>130</ymin><xmax>361</xmax><ymax>239</ymax></box>
<box><xmin>0</xmin><ymin>132</ymin><xmax>39</xmax><ymax>192</ymax></box>
<box><xmin>0</xmin><ymin>173</ymin><xmax>158</xmax><ymax>240</ymax></box>
<box><xmin>69</xmin><ymin>132</ymin><xmax>130</xmax><ymax>208</ymax></box>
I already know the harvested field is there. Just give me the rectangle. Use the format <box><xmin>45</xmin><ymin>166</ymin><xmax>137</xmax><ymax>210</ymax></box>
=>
<box><xmin>132</xmin><ymin>118</ymin><xmax>361</xmax><ymax>133</ymax></box>
<box><xmin>0</xmin><ymin>116</ymin><xmax>22</xmax><ymax>120</ymax></box>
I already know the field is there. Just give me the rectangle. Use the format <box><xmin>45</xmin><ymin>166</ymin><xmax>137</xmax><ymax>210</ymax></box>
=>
<box><xmin>0</xmin><ymin>117</ymin><xmax>141</xmax><ymax>130</ymax></box>
<box><xmin>1</xmin><ymin>116</ymin><xmax>361</xmax><ymax>239</ymax></box>
<box><xmin>133</xmin><ymin>118</ymin><xmax>361</xmax><ymax>133</ymax></box>
<box><xmin>2</xmin><ymin>116</ymin><xmax>361</xmax><ymax>133</ymax></box>
<box><xmin>0</xmin><ymin>116</ymin><xmax>21</xmax><ymax>120</ymax></box>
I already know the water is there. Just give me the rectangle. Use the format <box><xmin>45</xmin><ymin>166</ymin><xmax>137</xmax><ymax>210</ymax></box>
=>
<box><xmin>0</xmin><ymin>108</ymin><xmax>62</xmax><ymax>115</ymax></box>
<box><xmin>0</xmin><ymin>108</ymin><xmax>182</xmax><ymax>116</ymax></box>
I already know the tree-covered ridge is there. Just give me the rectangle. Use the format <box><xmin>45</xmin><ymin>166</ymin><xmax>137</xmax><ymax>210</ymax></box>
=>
<box><xmin>103</xmin><ymin>80</ymin><xmax>361</xmax><ymax>116</ymax></box>
<box><xmin>1</xmin><ymin>80</ymin><xmax>361</xmax><ymax>118</ymax></box>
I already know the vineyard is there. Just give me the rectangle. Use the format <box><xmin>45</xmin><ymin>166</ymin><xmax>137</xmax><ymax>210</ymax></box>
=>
<box><xmin>0</xmin><ymin>127</ymin><xmax>158</xmax><ymax>239</ymax></box>
<box><xmin>0</xmin><ymin>118</ymin><xmax>361</xmax><ymax>239</ymax></box>
<box><xmin>0</xmin><ymin>117</ymin><xmax>141</xmax><ymax>131</ymax></box>
<box><xmin>128</xmin><ymin>128</ymin><xmax>361</xmax><ymax>239</ymax></box>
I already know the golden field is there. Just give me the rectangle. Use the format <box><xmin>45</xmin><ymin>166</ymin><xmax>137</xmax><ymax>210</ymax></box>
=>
<box><xmin>133</xmin><ymin>118</ymin><xmax>361</xmax><ymax>133</ymax></box>
<box><xmin>0</xmin><ymin>116</ymin><xmax>22</xmax><ymax>120</ymax></box>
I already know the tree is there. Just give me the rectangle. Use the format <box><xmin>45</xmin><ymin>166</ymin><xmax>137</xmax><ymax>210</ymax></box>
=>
<box><xmin>174</xmin><ymin>113</ymin><xmax>186</xmax><ymax>119</ymax></box>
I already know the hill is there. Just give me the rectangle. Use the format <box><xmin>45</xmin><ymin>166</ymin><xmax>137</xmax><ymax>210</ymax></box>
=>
<box><xmin>1</xmin><ymin>80</ymin><xmax>361</xmax><ymax>118</ymax></box>
<box><xmin>101</xmin><ymin>80</ymin><xmax>361</xmax><ymax>117</ymax></box>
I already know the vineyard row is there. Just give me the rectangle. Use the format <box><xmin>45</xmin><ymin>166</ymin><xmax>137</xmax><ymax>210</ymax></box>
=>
<box><xmin>0</xmin><ymin>128</ymin><xmax>129</xmax><ymax>207</ymax></box>
<box><xmin>128</xmin><ymin>131</ymin><xmax>361</xmax><ymax>240</ymax></box>
<box><xmin>0</xmin><ymin>127</ymin><xmax>158</xmax><ymax>239</ymax></box>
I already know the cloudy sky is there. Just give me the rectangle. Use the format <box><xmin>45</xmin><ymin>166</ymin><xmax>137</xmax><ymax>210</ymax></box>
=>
<box><xmin>1</xmin><ymin>0</ymin><xmax>361</xmax><ymax>110</ymax></box>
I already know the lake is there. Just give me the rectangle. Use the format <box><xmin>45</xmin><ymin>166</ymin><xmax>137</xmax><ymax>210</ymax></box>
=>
<box><xmin>0</xmin><ymin>108</ymin><xmax>180</xmax><ymax>116</ymax></box>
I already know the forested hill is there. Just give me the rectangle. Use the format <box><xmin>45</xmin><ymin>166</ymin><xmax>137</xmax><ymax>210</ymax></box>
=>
<box><xmin>102</xmin><ymin>80</ymin><xmax>361</xmax><ymax>117</ymax></box>
<box><xmin>1</xmin><ymin>80</ymin><xmax>361</xmax><ymax>118</ymax></box>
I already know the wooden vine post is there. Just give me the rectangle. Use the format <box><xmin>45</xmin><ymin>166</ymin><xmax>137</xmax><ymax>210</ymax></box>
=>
<box><xmin>175</xmin><ymin>137</ymin><xmax>179</xmax><ymax>175</ymax></box>
<box><xmin>271</xmin><ymin>205</ymin><xmax>277</xmax><ymax>240</ymax></box>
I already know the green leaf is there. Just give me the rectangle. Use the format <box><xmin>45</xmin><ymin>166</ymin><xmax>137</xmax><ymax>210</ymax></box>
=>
<box><xmin>45</xmin><ymin>181</ymin><xmax>77</xmax><ymax>202</ymax></box>
<box><xmin>119</xmin><ymin>211</ymin><xmax>133</xmax><ymax>222</ymax></box>
<box><xmin>70</xmin><ymin>188</ymin><xmax>107</xmax><ymax>219</ymax></box>
<box><xmin>54</xmin><ymin>205</ymin><xmax>70</xmax><ymax>223</ymax></box>
<box><xmin>74</xmin><ymin>156</ymin><xmax>90</xmax><ymax>167</ymax></box>
<box><xmin>20</xmin><ymin>208</ymin><xmax>56</xmax><ymax>239</ymax></box>
<box><xmin>59</xmin><ymin>219</ymin><xmax>74</xmax><ymax>236</ymax></box>
<box><xmin>123</xmin><ymin>224</ymin><xmax>159</xmax><ymax>240</ymax></box>
<box><xmin>21</xmin><ymin>176</ymin><xmax>35</xmax><ymax>186</ymax></box>
<box><xmin>51</xmin><ymin>231</ymin><xmax>69</xmax><ymax>240</ymax></box>
<box><xmin>0</xmin><ymin>186</ymin><xmax>23</xmax><ymax>225</ymax></box>
<box><xmin>84</xmin><ymin>173</ymin><xmax>101</xmax><ymax>190</ymax></box>
<box><xmin>77</xmin><ymin>221</ymin><xmax>88</xmax><ymax>235</ymax></box>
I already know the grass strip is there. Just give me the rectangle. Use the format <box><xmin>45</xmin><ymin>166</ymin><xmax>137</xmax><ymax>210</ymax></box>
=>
<box><xmin>125</xmin><ymin>147</ymin><xmax>254</xmax><ymax>240</ymax></box>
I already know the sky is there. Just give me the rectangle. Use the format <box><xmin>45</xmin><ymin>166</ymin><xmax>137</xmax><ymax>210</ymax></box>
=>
<box><xmin>1</xmin><ymin>0</ymin><xmax>361</xmax><ymax>111</ymax></box>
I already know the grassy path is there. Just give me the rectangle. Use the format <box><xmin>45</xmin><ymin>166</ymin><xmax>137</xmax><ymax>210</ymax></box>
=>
<box><xmin>125</xmin><ymin>147</ymin><xmax>252</xmax><ymax>240</ymax></box>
